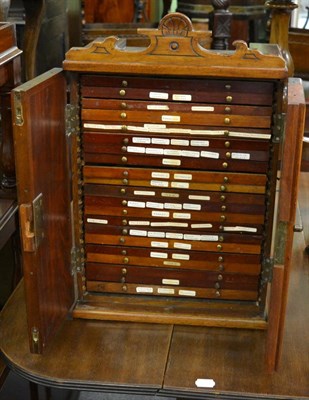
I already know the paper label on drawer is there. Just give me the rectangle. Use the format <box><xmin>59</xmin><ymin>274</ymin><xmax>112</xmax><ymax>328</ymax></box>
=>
<box><xmin>151</xmin><ymin>180</ymin><xmax>169</xmax><ymax>187</ymax></box>
<box><xmin>151</xmin><ymin>251</ymin><xmax>168</xmax><ymax>258</ymax></box>
<box><xmin>151</xmin><ymin>172</ymin><xmax>170</xmax><ymax>179</ymax></box>
<box><xmin>174</xmin><ymin>242</ymin><xmax>192</xmax><ymax>250</ymax></box>
<box><xmin>148</xmin><ymin>231</ymin><xmax>165</xmax><ymax>238</ymax></box>
<box><xmin>149</xmin><ymin>91</ymin><xmax>168</xmax><ymax>100</ymax></box>
<box><xmin>191</xmin><ymin>223</ymin><xmax>213</xmax><ymax>229</ymax></box>
<box><xmin>189</xmin><ymin>195</ymin><xmax>210</xmax><ymax>201</ymax></box>
<box><xmin>128</xmin><ymin>220</ymin><xmax>150</xmax><ymax>226</ymax></box>
<box><xmin>136</xmin><ymin>287</ymin><xmax>154</xmax><ymax>293</ymax></box>
<box><xmin>172</xmin><ymin>253</ymin><xmax>190</xmax><ymax>260</ymax></box>
<box><xmin>151</xmin><ymin>241</ymin><xmax>169</xmax><ymax>248</ymax></box>
<box><xmin>229</xmin><ymin>131</ymin><xmax>271</xmax><ymax>140</ymax></box>
<box><xmin>231</xmin><ymin>152</ymin><xmax>251</xmax><ymax>160</ymax></box>
<box><xmin>161</xmin><ymin>192</ymin><xmax>179</xmax><ymax>198</ymax></box>
<box><xmin>174</xmin><ymin>173</ymin><xmax>192</xmax><ymax>181</ymax></box>
<box><xmin>162</xmin><ymin>115</ymin><xmax>181</xmax><ymax>122</ymax></box>
<box><xmin>200</xmin><ymin>235</ymin><xmax>219</xmax><ymax>241</ymax></box>
<box><xmin>127</xmin><ymin>146</ymin><xmax>145</xmax><ymax>153</ymax></box>
<box><xmin>183</xmin><ymin>203</ymin><xmax>201</xmax><ymax>211</ymax></box>
<box><xmin>134</xmin><ymin>190</ymin><xmax>155</xmax><ymax>196</ymax></box>
<box><xmin>181</xmin><ymin>150</ymin><xmax>200</xmax><ymax>158</ymax></box>
<box><xmin>166</xmin><ymin>232</ymin><xmax>184</xmax><ymax>239</ymax></box>
<box><xmin>128</xmin><ymin>201</ymin><xmax>146</xmax><ymax>208</ymax></box>
<box><xmin>132</xmin><ymin>137</ymin><xmax>151</xmax><ymax>144</ymax></box>
<box><xmin>164</xmin><ymin>261</ymin><xmax>181</xmax><ymax>267</ymax></box>
<box><xmin>144</xmin><ymin>123</ymin><xmax>167</xmax><ymax>130</ymax></box>
<box><xmin>146</xmin><ymin>147</ymin><xmax>164</xmax><ymax>155</ymax></box>
<box><xmin>86</xmin><ymin>218</ymin><xmax>108</xmax><ymax>224</ymax></box>
<box><xmin>147</xmin><ymin>105</ymin><xmax>170</xmax><ymax>110</ymax></box>
<box><xmin>128</xmin><ymin>125</ymin><xmax>148</xmax><ymax>132</ymax></box>
<box><xmin>164</xmin><ymin>203</ymin><xmax>182</xmax><ymax>210</ymax></box>
<box><xmin>171</xmin><ymin>181</ymin><xmax>189</xmax><ymax>189</ymax></box>
<box><xmin>162</xmin><ymin>159</ymin><xmax>181</xmax><ymax>166</ymax></box>
<box><xmin>162</xmin><ymin>279</ymin><xmax>180</xmax><ymax>286</ymax></box>
<box><xmin>191</xmin><ymin>106</ymin><xmax>214</xmax><ymax>112</ymax></box>
<box><xmin>173</xmin><ymin>212</ymin><xmax>191</xmax><ymax>220</ymax></box>
<box><xmin>195</xmin><ymin>379</ymin><xmax>216</xmax><ymax>388</ymax></box>
<box><xmin>158</xmin><ymin>288</ymin><xmax>175</xmax><ymax>294</ymax></box>
<box><xmin>190</xmin><ymin>140</ymin><xmax>209</xmax><ymax>147</ymax></box>
<box><xmin>146</xmin><ymin>201</ymin><xmax>164</xmax><ymax>209</ymax></box>
<box><xmin>223</xmin><ymin>226</ymin><xmax>257</xmax><ymax>232</ymax></box>
<box><xmin>201</xmin><ymin>151</ymin><xmax>220</xmax><ymax>159</ymax></box>
<box><xmin>164</xmin><ymin>149</ymin><xmax>182</xmax><ymax>156</ymax></box>
<box><xmin>171</xmin><ymin>139</ymin><xmax>189</xmax><ymax>146</ymax></box>
<box><xmin>83</xmin><ymin>123</ymin><xmax>122</xmax><ymax>130</ymax></box>
<box><xmin>172</xmin><ymin>94</ymin><xmax>192</xmax><ymax>101</ymax></box>
<box><xmin>184</xmin><ymin>234</ymin><xmax>201</xmax><ymax>241</ymax></box>
<box><xmin>152</xmin><ymin>138</ymin><xmax>170</xmax><ymax>145</ymax></box>
<box><xmin>151</xmin><ymin>222</ymin><xmax>188</xmax><ymax>228</ymax></box>
<box><xmin>179</xmin><ymin>290</ymin><xmax>196</xmax><ymax>297</ymax></box>
<box><xmin>152</xmin><ymin>211</ymin><xmax>170</xmax><ymax>218</ymax></box>
<box><xmin>129</xmin><ymin>229</ymin><xmax>147</xmax><ymax>236</ymax></box>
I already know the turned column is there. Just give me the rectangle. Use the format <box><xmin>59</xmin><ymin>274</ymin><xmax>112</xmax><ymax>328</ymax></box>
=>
<box><xmin>209</xmin><ymin>0</ymin><xmax>232</xmax><ymax>50</ymax></box>
<box><xmin>266</xmin><ymin>0</ymin><xmax>298</xmax><ymax>76</ymax></box>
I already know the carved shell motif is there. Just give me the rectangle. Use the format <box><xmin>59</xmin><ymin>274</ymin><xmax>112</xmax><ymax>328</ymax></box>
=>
<box><xmin>159</xmin><ymin>14</ymin><xmax>192</xmax><ymax>37</ymax></box>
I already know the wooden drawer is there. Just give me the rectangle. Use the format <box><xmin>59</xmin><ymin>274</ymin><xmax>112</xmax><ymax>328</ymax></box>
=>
<box><xmin>81</xmin><ymin>75</ymin><xmax>275</xmax><ymax>105</ymax></box>
<box><xmin>85</xmin><ymin>244</ymin><xmax>262</xmax><ymax>274</ymax></box>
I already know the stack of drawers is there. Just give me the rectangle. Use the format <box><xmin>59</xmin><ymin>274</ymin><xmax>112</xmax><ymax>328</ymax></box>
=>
<box><xmin>80</xmin><ymin>74</ymin><xmax>277</xmax><ymax>304</ymax></box>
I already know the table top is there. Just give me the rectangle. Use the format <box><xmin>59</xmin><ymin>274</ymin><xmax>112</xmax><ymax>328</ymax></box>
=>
<box><xmin>0</xmin><ymin>222</ymin><xmax>309</xmax><ymax>399</ymax></box>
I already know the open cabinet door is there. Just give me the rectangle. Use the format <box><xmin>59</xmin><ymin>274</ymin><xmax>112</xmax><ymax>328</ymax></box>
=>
<box><xmin>12</xmin><ymin>68</ymin><xmax>74</xmax><ymax>353</ymax></box>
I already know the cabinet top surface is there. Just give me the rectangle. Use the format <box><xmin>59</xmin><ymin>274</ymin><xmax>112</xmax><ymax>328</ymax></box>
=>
<box><xmin>64</xmin><ymin>13</ymin><xmax>287</xmax><ymax>79</ymax></box>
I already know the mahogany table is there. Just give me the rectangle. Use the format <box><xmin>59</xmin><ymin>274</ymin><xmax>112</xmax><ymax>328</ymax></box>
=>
<box><xmin>0</xmin><ymin>226</ymin><xmax>309</xmax><ymax>399</ymax></box>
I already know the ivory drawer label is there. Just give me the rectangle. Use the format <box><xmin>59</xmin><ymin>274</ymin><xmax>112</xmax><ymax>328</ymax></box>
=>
<box><xmin>201</xmin><ymin>151</ymin><xmax>220</xmax><ymax>159</ymax></box>
<box><xmin>174</xmin><ymin>242</ymin><xmax>192</xmax><ymax>250</ymax></box>
<box><xmin>128</xmin><ymin>220</ymin><xmax>150</xmax><ymax>226</ymax></box>
<box><xmin>179</xmin><ymin>290</ymin><xmax>196</xmax><ymax>296</ymax></box>
<box><xmin>146</xmin><ymin>147</ymin><xmax>164</xmax><ymax>155</ymax></box>
<box><xmin>149</xmin><ymin>91</ymin><xmax>169</xmax><ymax>100</ymax></box>
<box><xmin>127</xmin><ymin>146</ymin><xmax>145</xmax><ymax>153</ymax></box>
<box><xmin>201</xmin><ymin>235</ymin><xmax>219</xmax><ymax>241</ymax></box>
<box><xmin>161</xmin><ymin>192</ymin><xmax>180</xmax><ymax>198</ymax></box>
<box><xmin>190</xmin><ymin>140</ymin><xmax>209</xmax><ymax>147</ymax></box>
<box><xmin>151</xmin><ymin>222</ymin><xmax>188</xmax><ymax>227</ymax></box>
<box><xmin>151</xmin><ymin>241</ymin><xmax>169</xmax><ymax>248</ymax></box>
<box><xmin>164</xmin><ymin>149</ymin><xmax>182</xmax><ymax>156</ymax></box>
<box><xmin>223</xmin><ymin>226</ymin><xmax>257</xmax><ymax>232</ymax></box>
<box><xmin>147</xmin><ymin>105</ymin><xmax>169</xmax><ymax>110</ymax></box>
<box><xmin>171</xmin><ymin>139</ymin><xmax>189</xmax><ymax>146</ymax></box>
<box><xmin>86</xmin><ymin>218</ymin><xmax>108</xmax><ymax>224</ymax></box>
<box><xmin>151</xmin><ymin>172</ymin><xmax>170</xmax><ymax>179</ymax></box>
<box><xmin>132</xmin><ymin>137</ymin><xmax>151</xmax><ymax>144</ymax></box>
<box><xmin>158</xmin><ymin>288</ymin><xmax>175</xmax><ymax>294</ymax></box>
<box><xmin>174</xmin><ymin>173</ymin><xmax>192</xmax><ymax>180</ymax></box>
<box><xmin>148</xmin><ymin>231</ymin><xmax>165</xmax><ymax>238</ymax></box>
<box><xmin>172</xmin><ymin>94</ymin><xmax>192</xmax><ymax>101</ymax></box>
<box><xmin>162</xmin><ymin>159</ymin><xmax>181</xmax><ymax>166</ymax></box>
<box><xmin>166</xmin><ymin>232</ymin><xmax>184</xmax><ymax>239</ymax></box>
<box><xmin>144</xmin><ymin>123</ymin><xmax>167</xmax><ymax>130</ymax></box>
<box><xmin>189</xmin><ymin>195</ymin><xmax>210</xmax><ymax>201</ymax></box>
<box><xmin>152</xmin><ymin>138</ymin><xmax>170</xmax><ymax>145</ymax></box>
<box><xmin>183</xmin><ymin>203</ymin><xmax>201</xmax><ymax>211</ymax></box>
<box><xmin>191</xmin><ymin>106</ymin><xmax>214</xmax><ymax>112</ymax></box>
<box><xmin>162</xmin><ymin>279</ymin><xmax>180</xmax><ymax>286</ymax></box>
<box><xmin>172</xmin><ymin>253</ymin><xmax>190</xmax><ymax>260</ymax></box>
<box><xmin>146</xmin><ymin>201</ymin><xmax>164</xmax><ymax>209</ymax></box>
<box><xmin>171</xmin><ymin>181</ymin><xmax>189</xmax><ymax>189</ymax></box>
<box><xmin>150</xmin><ymin>180</ymin><xmax>169</xmax><ymax>187</ymax></box>
<box><xmin>181</xmin><ymin>150</ymin><xmax>200</xmax><ymax>158</ymax></box>
<box><xmin>164</xmin><ymin>203</ymin><xmax>182</xmax><ymax>210</ymax></box>
<box><xmin>136</xmin><ymin>287</ymin><xmax>154</xmax><ymax>293</ymax></box>
<box><xmin>231</xmin><ymin>152</ymin><xmax>251</xmax><ymax>160</ymax></box>
<box><xmin>162</xmin><ymin>115</ymin><xmax>181</xmax><ymax>122</ymax></box>
<box><xmin>128</xmin><ymin>201</ymin><xmax>146</xmax><ymax>208</ymax></box>
<box><xmin>164</xmin><ymin>260</ymin><xmax>181</xmax><ymax>267</ymax></box>
<box><xmin>191</xmin><ymin>223</ymin><xmax>213</xmax><ymax>229</ymax></box>
<box><xmin>173</xmin><ymin>212</ymin><xmax>191</xmax><ymax>219</ymax></box>
<box><xmin>152</xmin><ymin>211</ymin><xmax>170</xmax><ymax>218</ymax></box>
<box><xmin>129</xmin><ymin>229</ymin><xmax>147</xmax><ymax>236</ymax></box>
<box><xmin>134</xmin><ymin>190</ymin><xmax>155</xmax><ymax>196</ymax></box>
<box><xmin>151</xmin><ymin>251</ymin><xmax>168</xmax><ymax>258</ymax></box>
<box><xmin>184</xmin><ymin>234</ymin><xmax>201</xmax><ymax>241</ymax></box>
<box><xmin>229</xmin><ymin>131</ymin><xmax>271</xmax><ymax>139</ymax></box>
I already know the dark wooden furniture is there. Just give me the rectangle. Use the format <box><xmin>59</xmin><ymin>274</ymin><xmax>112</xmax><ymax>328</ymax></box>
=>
<box><xmin>10</xmin><ymin>13</ymin><xmax>305</xmax><ymax>375</ymax></box>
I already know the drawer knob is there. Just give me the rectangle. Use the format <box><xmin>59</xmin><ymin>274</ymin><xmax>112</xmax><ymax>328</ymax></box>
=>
<box><xmin>225</xmin><ymin>107</ymin><xmax>231</xmax><ymax>113</ymax></box>
<box><xmin>120</xmin><ymin>188</ymin><xmax>126</xmax><ymax>194</ymax></box>
<box><xmin>121</xmin><ymin>157</ymin><xmax>128</xmax><ymax>163</ymax></box>
<box><xmin>222</xmin><ymin>162</ymin><xmax>228</xmax><ymax>169</ymax></box>
<box><xmin>122</xmin><ymin>219</ymin><xmax>128</xmax><ymax>226</ymax></box>
<box><xmin>122</xmin><ymin>178</ymin><xmax>128</xmax><ymax>184</ymax></box>
<box><xmin>218</xmin><ymin>264</ymin><xmax>225</xmax><ymax>272</ymax></box>
<box><xmin>225</xmin><ymin>141</ymin><xmax>230</xmax><ymax>148</ymax></box>
<box><xmin>224</xmin><ymin>117</ymin><xmax>231</xmax><ymax>125</ymax></box>
<box><xmin>119</xmin><ymin>237</ymin><xmax>126</xmax><ymax>243</ymax></box>
<box><xmin>220</xmin><ymin>195</ymin><xmax>226</xmax><ymax>202</ymax></box>
<box><xmin>123</xmin><ymin>258</ymin><xmax>129</xmax><ymax>265</ymax></box>
<box><xmin>225</xmin><ymin>84</ymin><xmax>232</xmax><ymax>90</ymax></box>
<box><xmin>218</xmin><ymin>256</ymin><xmax>224</xmax><ymax>262</ymax></box>
<box><xmin>122</xmin><ymin>80</ymin><xmax>128</xmax><ymax>87</ymax></box>
<box><xmin>122</xmin><ymin>200</ymin><xmax>128</xmax><ymax>206</ymax></box>
<box><xmin>121</xmin><ymin>125</ymin><xmax>128</xmax><ymax>131</ymax></box>
<box><xmin>217</xmin><ymin>274</ymin><xmax>223</xmax><ymax>281</ymax></box>
<box><xmin>122</xmin><ymin>209</ymin><xmax>128</xmax><ymax>215</ymax></box>
<box><xmin>226</xmin><ymin>95</ymin><xmax>233</xmax><ymax>103</ymax></box>
<box><xmin>220</xmin><ymin>185</ymin><xmax>226</xmax><ymax>192</ymax></box>
<box><xmin>120</xmin><ymin>112</ymin><xmax>127</xmax><ymax>119</ymax></box>
<box><xmin>122</xmin><ymin>284</ymin><xmax>128</xmax><ymax>292</ymax></box>
<box><xmin>121</xmin><ymin>102</ymin><xmax>127</xmax><ymax>109</ymax></box>
<box><xmin>123</xmin><ymin>138</ymin><xmax>129</xmax><ymax>145</ymax></box>
<box><xmin>122</xmin><ymin>229</ymin><xmax>128</xmax><ymax>235</ymax></box>
<box><xmin>119</xmin><ymin>89</ymin><xmax>126</xmax><ymax>96</ymax></box>
<box><xmin>225</xmin><ymin>152</ymin><xmax>231</xmax><ymax>159</ymax></box>
<box><xmin>215</xmin><ymin>290</ymin><xmax>221</xmax><ymax>297</ymax></box>
<box><xmin>122</xmin><ymin>267</ymin><xmax>128</xmax><ymax>275</ymax></box>
<box><xmin>217</xmin><ymin>244</ymin><xmax>223</xmax><ymax>251</ymax></box>
<box><xmin>121</xmin><ymin>146</ymin><xmax>127</xmax><ymax>152</ymax></box>
<box><xmin>215</xmin><ymin>282</ymin><xmax>221</xmax><ymax>289</ymax></box>
<box><xmin>221</xmin><ymin>205</ymin><xmax>227</xmax><ymax>211</ymax></box>
<box><xmin>220</xmin><ymin>215</ymin><xmax>226</xmax><ymax>222</ymax></box>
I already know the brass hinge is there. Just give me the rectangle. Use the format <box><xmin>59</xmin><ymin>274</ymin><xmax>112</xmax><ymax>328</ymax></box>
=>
<box><xmin>261</xmin><ymin>257</ymin><xmax>274</xmax><ymax>284</ymax></box>
<box><xmin>13</xmin><ymin>91</ymin><xmax>24</xmax><ymax>126</ymax></box>
<box><xmin>272</xmin><ymin>113</ymin><xmax>285</xmax><ymax>143</ymax></box>
<box><xmin>19</xmin><ymin>193</ymin><xmax>44</xmax><ymax>252</ymax></box>
<box><xmin>65</xmin><ymin>104</ymin><xmax>80</xmax><ymax>137</ymax></box>
<box><xmin>71</xmin><ymin>246</ymin><xmax>83</xmax><ymax>275</ymax></box>
<box><xmin>274</xmin><ymin>221</ymin><xmax>289</xmax><ymax>265</ymax></box>
<box><xmin>31</xmin><ymin>327</ymin><xmax>40</xmax><ymax>353</ymax></box>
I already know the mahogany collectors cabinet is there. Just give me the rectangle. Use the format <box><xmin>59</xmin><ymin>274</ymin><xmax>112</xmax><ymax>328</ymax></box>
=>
<box><xmin>12</xmin><ymin>13</ymin><xmax>305</xmax><ymax>369</ymax></box>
